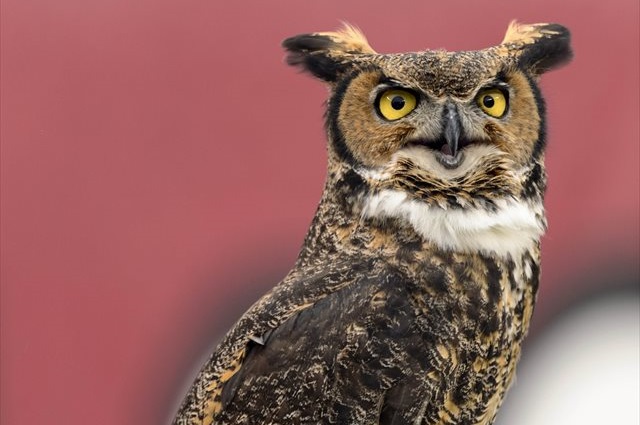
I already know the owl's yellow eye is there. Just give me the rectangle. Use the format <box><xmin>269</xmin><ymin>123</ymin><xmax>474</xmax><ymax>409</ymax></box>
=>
<box><xmin>476</xmin><ymin>88</ymin><xmax>508</xmax><ymax>118</ymax></box>
<box><xmin>377</xmin><ymin>89</ymin><xmax>417</xmax><ymax>121</ymax></box>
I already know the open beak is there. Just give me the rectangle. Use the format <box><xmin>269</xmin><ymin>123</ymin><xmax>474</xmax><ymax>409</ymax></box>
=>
<box><xmin>404</xmin><ymin>101</ymin><xmax>472</xmax><ymax>169</ymax></box>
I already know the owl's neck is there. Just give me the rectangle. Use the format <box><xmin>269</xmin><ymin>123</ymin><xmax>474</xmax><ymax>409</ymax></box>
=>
<box><xmin>295</xmin><ymin>158</ymin><xmax>546</xmax><ymax>269</ymax></box>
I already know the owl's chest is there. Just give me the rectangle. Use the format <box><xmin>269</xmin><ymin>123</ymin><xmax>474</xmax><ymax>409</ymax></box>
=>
<box><xmin>401</xmin><ymin>253</ymin><xmax>538</xmax><ymax>424</ymax></box>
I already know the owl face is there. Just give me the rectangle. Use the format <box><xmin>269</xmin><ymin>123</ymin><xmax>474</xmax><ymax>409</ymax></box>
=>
<box><xmin>284</xmin><ymin>23</ymin><xmax>571</xmax><ymax>205</ymax></box>
<box><xmin>284</xmin><ymin>23</ymin><xmax>571</xmax><ymax>256</ymax></box>
<box><xmin>330</xmin><ymin>58</ymin><xmax>540</xmax><ymax>170</ymax></box>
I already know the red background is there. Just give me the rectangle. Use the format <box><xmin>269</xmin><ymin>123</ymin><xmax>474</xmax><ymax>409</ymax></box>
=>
<box><xmin>1</xmin><ymin>1</ymin><xmax>638</xmax><ymax>423</ymax></box>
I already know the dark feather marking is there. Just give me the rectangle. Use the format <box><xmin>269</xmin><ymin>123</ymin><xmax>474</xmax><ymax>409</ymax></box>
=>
<box><xmin>517</xmin><ymin>24</ymin><xmax>573</xmax><ymax>75</ymax></box>
<box><xmin>521</xmin><ymin>161</ymin><xmax>545</xmax><ymax>200</ymax></box>
<box><xmin>485</xmin><ymin>259</ymin><xmax>502</xmax><ymax>305</ymax></box>
<box><xmin>282</xmin><ymin>34</ymin><xmax>343</xmax><ymax>82</ymax></box>
<box><xmin>326</xmin><ymin>70</ymin><xmax>359</xmax><ymax>165</ymax></box>
<box><xmin>527</xmin><ymin>74</ymin><xmax>548</xmax><ymax>161</ymax></box>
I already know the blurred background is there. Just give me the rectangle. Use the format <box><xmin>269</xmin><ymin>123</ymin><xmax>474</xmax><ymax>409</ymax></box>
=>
<box><xmin>1</xmin><ymin>0</ymin><xmax>638</xmax><ymax>423</ymax></box>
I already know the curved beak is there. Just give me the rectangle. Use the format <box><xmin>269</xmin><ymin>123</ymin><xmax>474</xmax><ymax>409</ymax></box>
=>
<box><xmin>442</xmin><ymin>103</ymin><xmax>461</xmax><ymax>157</ymax></box>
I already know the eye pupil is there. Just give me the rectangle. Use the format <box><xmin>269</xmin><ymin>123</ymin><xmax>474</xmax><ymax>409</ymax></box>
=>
<box><xmin>391</xmin><ymin>96</ymin><xmax>406</xmax><ymax>110</ymax></box>
<box><xmin>482</xmin><ymin>95</ymin><xmax>495</xmax><ymax>108</ymax></box>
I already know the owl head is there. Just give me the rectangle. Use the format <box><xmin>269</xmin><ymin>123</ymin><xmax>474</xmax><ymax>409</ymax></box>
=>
<box><xmin>283</xmin><ymin>22</ymin><xmax>572</xmax><ymax>257</ymax></box>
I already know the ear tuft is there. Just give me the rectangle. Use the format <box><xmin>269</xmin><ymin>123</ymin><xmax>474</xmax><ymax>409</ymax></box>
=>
<box><xmin>502</xmin><ymin>21</ymin><xmax>573</xmax><ymax>75</ymax></box>
<box><xmin>282</xmin><ymin>33</ymin><xmax>342</xmax><ymax>82</ymax></box>
<box><xmin>282</xmin><ymin>24</ymin><xmax>375</xmax><ymax>83</ymax></box>
<box><xmin>318</xmin><ymin>24</ymin><xmax>376</xmax><ymax>56</ymax></box>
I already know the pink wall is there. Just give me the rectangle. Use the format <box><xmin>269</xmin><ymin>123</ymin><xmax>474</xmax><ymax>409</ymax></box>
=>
<box><xmin>1</xmin><ymin>1</ymin><xmax>638</xmax><ymax>423</ymax></box>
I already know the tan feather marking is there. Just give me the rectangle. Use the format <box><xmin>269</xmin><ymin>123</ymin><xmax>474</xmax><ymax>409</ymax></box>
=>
<box><xmin>475</xmin><ymin>389</ymin><xmax>503</xmax><ymax>425</ymax></box>
<box><xmin>444</xmin><ymin>393</ymin><xmax>462</xmax><ymax>416</ymax></box>
<box><xmin>317</xmin><ymin>23</ymin><xmax>376</xmax><ymax>55</ymax></box>
<box><xmin>437</xmin><ymin>409</ymin><xmax>455</xmax><ymax>424</ymax></box>
<box><xmin>335</xmin><ymin>224</ymin><xmax>355</xmax><ymax>242</ymax></box>
<box><xmin>367</xmin><ymin>227</ymin><xmax>399</xmax><ymax>251</ymax></box>
<box><xmin>370</xmin><ymin>290</ymin><xmax>387</xmax><ymax>308</ymax></box>
<box><xmin>290</xmin><ymin>301</ymin><xmax>314</xmax><ymax>313</ymax></box>
<box><xmin>202</xmin><ymin>347</ymin><xmax>246</xmax><ymax>424</ymax></box>
<box><xmin>338</xmin><ymin>71</ymin><xmax>414</xmax><ymax>167</ymax></box>
<box><xmin>501</xmin><ymin>21</ymin><xmax>555</xmax><ymax>46</ymax></box>
<box><xmin>473</xmin><ymin>357</ymin><xmax>486</xmax><ymax>373</ymax></box>
<box><xmin>427</xmin><ymin>370</ymin><xmax>440</xmax><ymax>381</ymax></box>
<box><xmin>436</xmin><ymin>344</ymin><xmax>450</xmax><ymax>360</ymax></box>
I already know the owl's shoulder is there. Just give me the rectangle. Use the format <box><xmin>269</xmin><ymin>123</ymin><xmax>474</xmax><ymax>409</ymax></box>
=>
<box><xmin>215</xmin><ymin>259</ymin><xmax>441</xmax><ymax>423</ymax></box>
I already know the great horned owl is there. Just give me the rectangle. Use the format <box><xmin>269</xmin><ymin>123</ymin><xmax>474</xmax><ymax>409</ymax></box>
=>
<box><xmin>174</xmin><ymin>22</ymin><xmax>572</xmax><ymax>425</ymax></box>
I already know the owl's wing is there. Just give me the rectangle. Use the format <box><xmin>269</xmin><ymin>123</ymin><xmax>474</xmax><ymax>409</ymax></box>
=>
<box><xmin>173</xmin><ymin>259</ymin><xmax>375</xmax><ymax>423</ymax></box>
<box><xmin>174</xmin><ymin>258</ymin><xmax>443</xmax><ymax>424</ymax></box>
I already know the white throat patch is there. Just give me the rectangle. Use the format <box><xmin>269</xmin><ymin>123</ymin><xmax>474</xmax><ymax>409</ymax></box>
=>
<box><xmin>362</xmin><ymin>189</ymin><xmax>545</xmax><ymax>259</ymax></box>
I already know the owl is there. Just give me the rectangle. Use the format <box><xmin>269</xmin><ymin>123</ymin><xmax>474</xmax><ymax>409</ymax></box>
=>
<box><xmin>174</xmin><ymin>22</ymin><xmax>572</xmax><ymax>425</ymax></box>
